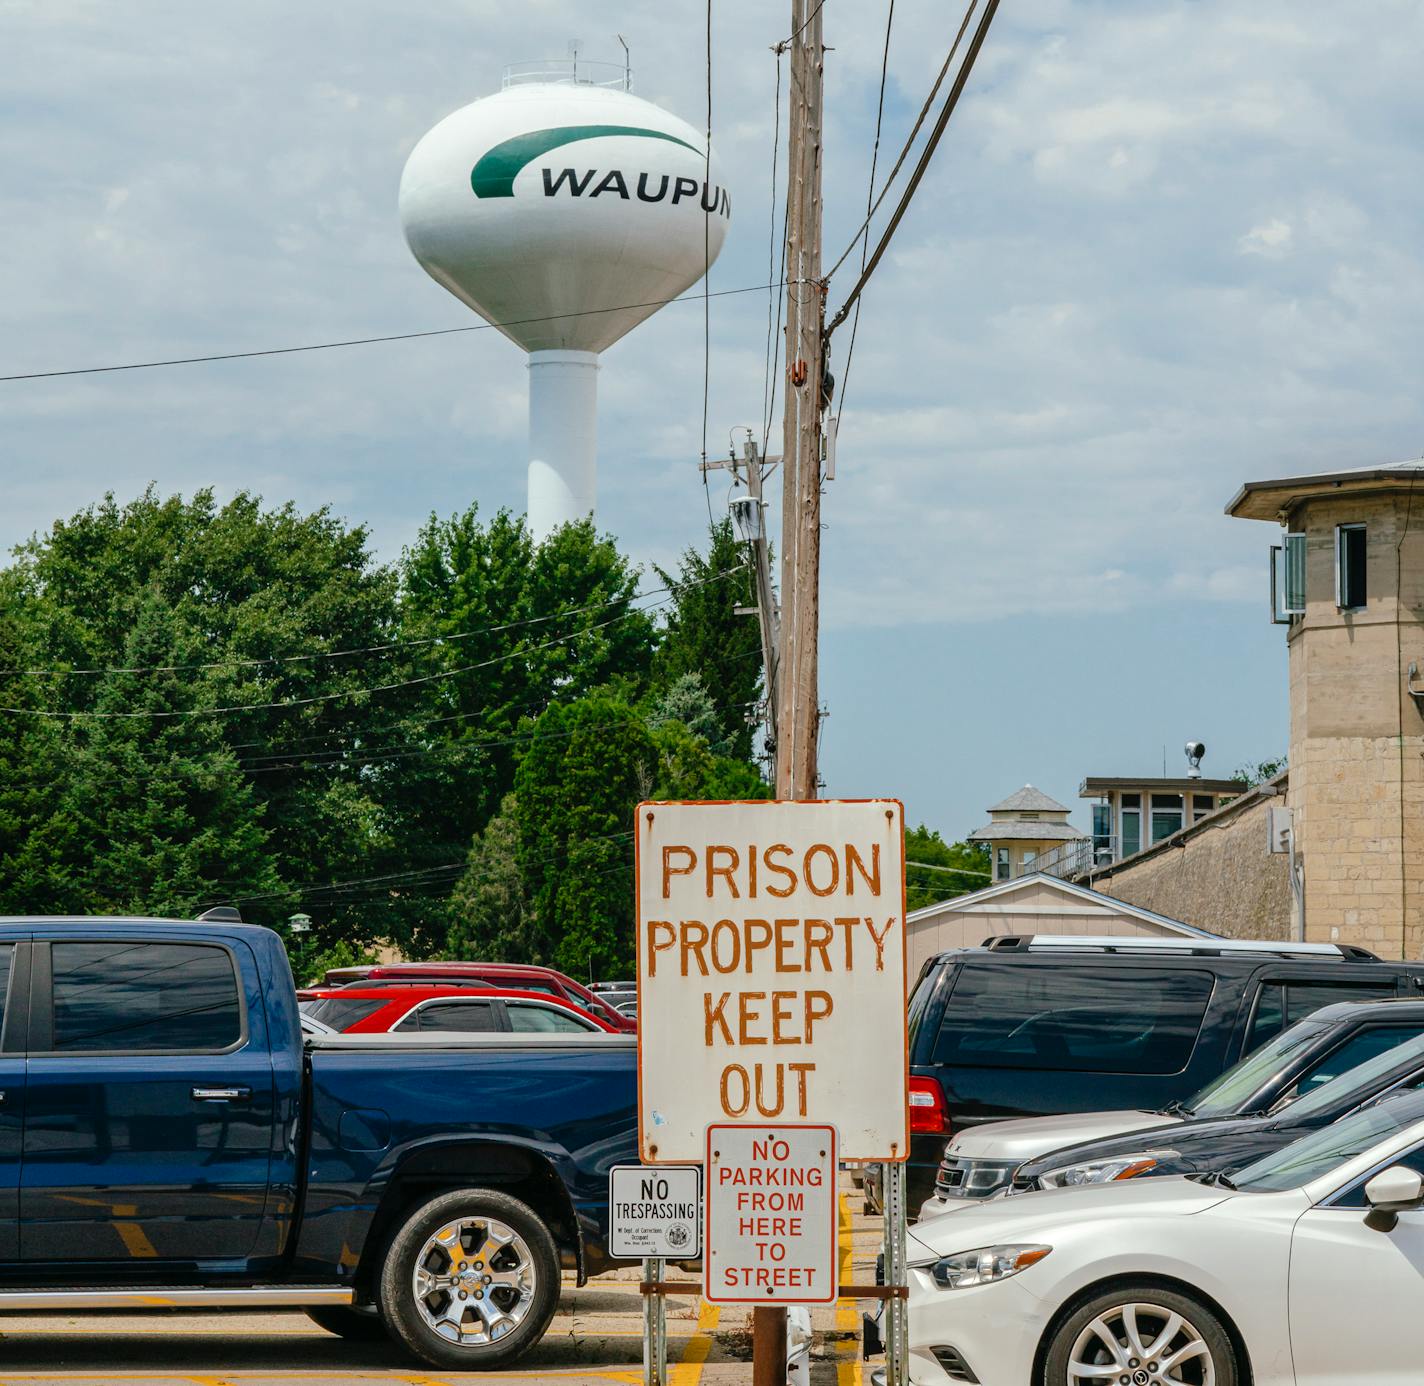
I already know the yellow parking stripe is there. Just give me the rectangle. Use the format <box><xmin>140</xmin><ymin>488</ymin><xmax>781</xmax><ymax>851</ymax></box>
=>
<box><xmin>835</xmin><ymin>1193</ymin><xmax>861</xmax><ymax>1386</ymax></box>
<box><xmin>669</xmin><ymin>1296</ymin><xmax>719</xmax><ymax>1386</ymax></box>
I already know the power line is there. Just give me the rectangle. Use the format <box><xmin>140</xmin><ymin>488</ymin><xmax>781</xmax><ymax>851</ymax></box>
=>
<box><xmin>0</xmin><ymin>597</ymin><xmax>672</xmax><ymax>721</ymax></box>
<box><xmin>231</xmin><ymin>693</ymin><xmax>758</xmax><ymax>776</ymax></box>
<box><xmin>0</xmin><ymin>680</ymin><xmax>766</xmax><ymax>798</ymax></box>
<box><xmin>837</xmin><ymin>0</ymin><xmax>896</xmax><ymax>420</ymax></box>
<box><xmin>220</xmin><ymin>644</ymin><xmax>763</xmax><ymax>758</ymax></box>
<box><xmin>823</xmin><ymin>0</ymin><xmax>979</xmax><ymax>284</ymax></box>
<box><xmin>0</xmin><ymin>564</ymin><xmax>746</xmax><ymax>681</ymax></box>
<box><xmin>0</xmin><ymin>282</ymin><xmax>794</xmax><ymax>385</ymax></box>
<box><xmin>0</xmin><ymin>643</ymin><xmax>765</xmax><ymax>791</ymax></box>
<box><xmin>203</xmin><ymin>827</ymin><xmax>638</xmax><ymax>910</ymax></box>
<box><xmin>826</xmin><ymin>0</ymin><xmax>1001</xmax><ymax>337</ymax></box>
<box><xmin>906</xmin><ymin>858</ymin><xmax>992</xmax><ymax>879</ymax></box>
<box><xmin>779</xmin><ymin>0</ymin><xmax>827</xmax><ymax>46</ymax></box>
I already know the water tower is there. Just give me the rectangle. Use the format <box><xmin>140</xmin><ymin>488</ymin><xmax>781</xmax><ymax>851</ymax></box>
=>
<box><xmin>399</xmin><ymin>59</ymin><xmax>731</xmax><ymax>542</ymax></box>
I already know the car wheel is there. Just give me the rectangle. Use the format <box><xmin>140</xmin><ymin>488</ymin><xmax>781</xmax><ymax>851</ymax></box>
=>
<box><xmin>305</xmin><ymin>1304</ymin><xmax>390</xmax><ymax>1342</ymax></box>
<box><xmin>379</xmin><ymin>1188</ymin><xmax>560</xmax><ymax>1370</ymax></box>
<box><xmin>1043</xmin><ymin>1286</ymin><xmax>1237</xmax><ymax>1386</ymax></box>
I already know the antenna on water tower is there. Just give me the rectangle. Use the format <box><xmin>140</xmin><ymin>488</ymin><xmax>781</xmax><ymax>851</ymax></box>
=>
<box><xmin>398</xmin><ymin>49</ymin><xmax>729</xmax><ymax>542</ymax></box>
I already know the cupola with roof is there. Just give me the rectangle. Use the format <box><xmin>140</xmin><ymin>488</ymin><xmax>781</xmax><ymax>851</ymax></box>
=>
<box><xmin>968</xmin><ymin>784</ymin><xmax>1087</xmax><ymax>882</ymax></box>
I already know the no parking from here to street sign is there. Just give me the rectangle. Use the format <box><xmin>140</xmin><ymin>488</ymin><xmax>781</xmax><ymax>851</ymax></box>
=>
<box><xmin>635</xmin><ymin>798</ymin><xmax>909</xmax><ymax>1163</ymax></box>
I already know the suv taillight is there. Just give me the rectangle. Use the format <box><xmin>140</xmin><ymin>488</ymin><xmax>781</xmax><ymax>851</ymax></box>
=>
<box><xmin>908</xmin><ymin>1077</ymin><xmax>949</xmax><ymax>1135</ymax></box>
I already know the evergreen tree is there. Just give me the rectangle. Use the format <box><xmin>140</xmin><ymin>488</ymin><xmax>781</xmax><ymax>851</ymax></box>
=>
<box><xmin>446</xmin><ymin>795</ymin><xmax>530</xmax><ymax>963</ymax></box>
<box><xmin>512</xmin><ymin>692</ymin><xmax>654</xmax><ymax>977</ymax></box>
<box><xmin>652</xmin><ymin>519</ymin><xmax>763</xmax><ymax>761</ymax></box>
<box><xmin>47</xmin><ymin>592</ymin><xmax>277</xmax><ymax>915</ymax></box>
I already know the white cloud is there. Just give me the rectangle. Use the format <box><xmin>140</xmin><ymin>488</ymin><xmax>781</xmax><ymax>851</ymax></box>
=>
<box><xmin>1239</xmin><ymin>218</ymin><xmax>1294</xmax><ymax>258</ymax></box>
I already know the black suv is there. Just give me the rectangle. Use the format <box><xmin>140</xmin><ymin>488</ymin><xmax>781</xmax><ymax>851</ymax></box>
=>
<box><xmin>894</xmin><ymin>934</ymin><xmax>1424</xmax><ymax>1215</ymax></box>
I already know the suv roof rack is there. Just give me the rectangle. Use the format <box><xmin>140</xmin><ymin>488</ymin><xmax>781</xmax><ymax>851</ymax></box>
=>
<box><xmin>981</xmin><ymin>934</ymin><xmax>1381</xmax><ymax>961</ymax></box>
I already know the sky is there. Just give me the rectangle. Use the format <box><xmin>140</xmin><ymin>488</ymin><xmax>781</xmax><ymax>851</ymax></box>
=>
<box><xmin>4</xmin><ymin>0</ymin><xmax>1424</xmax><ymax>842</ymax></box>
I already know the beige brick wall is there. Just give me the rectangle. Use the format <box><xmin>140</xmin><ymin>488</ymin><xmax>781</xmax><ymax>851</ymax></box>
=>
<box><xmin>1088</xmin><ymin>792</ymin><xmax>1292</xmax><ymax>940</ymax></box>
<box><xmin>1284</xmin><ymin>491</ymin><xmax>1424</xmax><ymax>958</ymax></box>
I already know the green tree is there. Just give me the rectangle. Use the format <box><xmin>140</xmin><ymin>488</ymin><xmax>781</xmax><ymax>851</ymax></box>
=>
<box><xmin>652</xmin><ymin>518</ymin><xmax>763</xmax><ymax>762</ymax></box>
<box><xmin>1231</xmin><ymin>756</ymin><xmax>1287</xmax><ymax>786</ymax></box>
<box><xmin>1</xmin><ymin>488</ymin><xmax>398</xmax><ymax>945</ymax></box>
<box><xmin>0</xmin><ymin>574</ymin><xmax>74</xmax><ymax>912</ymax></box>
<box><xmin>446</xmin><ymin>795</ymin><xmax>531</xmax><ymax>963</ymax></box>
<box><xmin>648</xmin><ymin>672</ymin><xmax>729</xmax><ymax>752</ymax></box>
<box><xmin>39</xmin><ymin>593</ymin><xmax>277</xmax><ymax>916</ymax></box>
<box><xmin>904</xmin><ymin>825</ymin><xmax>991</xmax><ymax>912</ymax></box>
<box><xmin>512</xmin><ymin>691</ymin><xmax>655</xmax><ymax>977</ymax></box>
<box><xmin>649</xmin><ymin>719</ymin><xmax>770</xmax><ymax>802</ymax></box>
<box><xmin>388</xmin><ymin>510</ymin><xmax>657</xmax><ymax>955</ymax></box>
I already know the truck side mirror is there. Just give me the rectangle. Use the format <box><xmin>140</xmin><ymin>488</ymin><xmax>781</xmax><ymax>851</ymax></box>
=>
<box><xmin>1364</xmin><ymin>1166</ymin><xmax>1424</xmax><ymax>1232</ymax></box>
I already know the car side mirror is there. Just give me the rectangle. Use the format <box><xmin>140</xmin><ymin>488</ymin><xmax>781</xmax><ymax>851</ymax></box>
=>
<box><xmin>1364</xmin><ymin>1166</ymin><xmax>1424</xmax><ymax>1232</ymax></box>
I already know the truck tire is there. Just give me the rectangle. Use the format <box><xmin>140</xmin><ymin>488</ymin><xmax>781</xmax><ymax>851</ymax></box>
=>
<box><xmin>305</xmin><ymin>1304</ymin><xmax>390</xmax><ymax>1342</ymax></box>
<box><xmin>379</xmin><ymin>1188</ymin><xmax>560</xmax><ymax>1370</ymax></box>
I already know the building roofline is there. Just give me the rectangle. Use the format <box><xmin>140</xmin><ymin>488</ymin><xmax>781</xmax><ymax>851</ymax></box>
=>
<box><xmin>986</xmin><ymin>784</ymin><xmax>1073</xmax><ymax>814</ymax></box>
<box><xmin>905</xmin><ymin>871</ymin><xmax>1217</xmax><ymax>937</ymax></box>
<box><xmin>1079</xmin><ymin>777</ymin><xmax>1243</xmax><ymax>796</ymax></box>
<box><xmin>1227</xmin><ymin>461</ymin><xmax>1424</xmax><ymax>521</ymax></box>
<box><xmin>967</xmin><ymin>821</ymin><xmax>1088</xmax><ymax>843</ymax></box>
<box><xmin>1085</xmin><ymin>768</ymin><xmax>1288</xmax><ymax>878</ymax></box>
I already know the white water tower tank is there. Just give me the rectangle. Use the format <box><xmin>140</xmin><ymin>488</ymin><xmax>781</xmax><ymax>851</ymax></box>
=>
<box><xmin>399</xmin><ymin>60</ymin><xmax>731</xmax><ymax>541</ymax></box>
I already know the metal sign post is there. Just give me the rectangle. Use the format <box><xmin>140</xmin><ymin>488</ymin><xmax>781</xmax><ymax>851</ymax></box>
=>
<box><xmin>882</xmin><ymin>1161</ymin><xmax>909</xmax><ymax>1386</ymax></box>
<box><xmin>643</xmin><ymin>1255</ymin><xmax>666</xmax><ymax>1386</ymax></box>
<box><xmin>609</xmin><ymin>1166</ymin><xmax>699</xmax><ymax>1386</ymax></box>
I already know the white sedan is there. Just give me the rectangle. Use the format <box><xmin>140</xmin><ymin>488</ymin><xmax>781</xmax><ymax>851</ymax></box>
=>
<box><xmin>903</xmin><ymin>1086</ymin><xmax>1424</xmax><ymax>1385</ymax></box>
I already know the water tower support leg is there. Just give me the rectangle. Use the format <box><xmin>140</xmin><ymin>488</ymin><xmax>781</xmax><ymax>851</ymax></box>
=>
<box><xmin>528</xmin><ymin>348</ymin><xmax>599</xmax><ymax>543</ymax></box>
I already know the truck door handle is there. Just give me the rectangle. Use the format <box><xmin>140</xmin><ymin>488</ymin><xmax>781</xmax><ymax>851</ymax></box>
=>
<box><xmin>191</xmin><ymin>1086</ymin><xmax>251</xmax><ymax>1102</ymax></box>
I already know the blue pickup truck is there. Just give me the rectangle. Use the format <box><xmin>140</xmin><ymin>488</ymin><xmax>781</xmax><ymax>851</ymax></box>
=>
<box><xmin>0</xmin><ymin>915</ymin><xmax>638</xmax><ymax>1370</ymax></box>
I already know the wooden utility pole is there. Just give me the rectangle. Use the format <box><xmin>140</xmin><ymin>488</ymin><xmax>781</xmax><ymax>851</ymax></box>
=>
<box><xmin>774</xmin><ymin>0</ymin><xmax>826</xmax><ymax>804</ymax></box>
<box><xmin>754</xmin><ymin>2</ymin><xmax>825</xmax><ymax>1381</ymax></box>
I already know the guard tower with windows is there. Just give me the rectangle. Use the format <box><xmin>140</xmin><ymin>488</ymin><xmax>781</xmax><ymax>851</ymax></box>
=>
<box><xmin>1229</xmin><ymin>460</ymin><xmax>1424</xmax><ymax>956</ymax></box>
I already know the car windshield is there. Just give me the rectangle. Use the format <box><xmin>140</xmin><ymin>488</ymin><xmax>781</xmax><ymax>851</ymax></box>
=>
<box><xmin>1233</xmin><ymin>1088</ymin><xmax>1424</xmax><ymax>1192</ymax></box>
<box><xmin>1186</xmin><ymin>1019</ymin><xmax>1329</xmax><ymax>1118</ymax></box>
<box><xmin>1282</xmin><ymin>1032</ymin><xmax>1424</xmax><ymax>1123</ymax></box>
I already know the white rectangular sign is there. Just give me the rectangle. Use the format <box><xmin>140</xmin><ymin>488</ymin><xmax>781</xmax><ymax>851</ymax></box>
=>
<box><xmin>608</xmin><ymin>1165</ymin><xmax>702</xmax><ymax>1259</ymax></box>
<box><xmin>704</xmin><ymin>1123</ymin><xmax>837</xmax><ymax>1304</ymax></box>
<box><xmin>636</xmin><ymin>799</ymin><xmax>908</xmax><ymax>1162</ymax></box>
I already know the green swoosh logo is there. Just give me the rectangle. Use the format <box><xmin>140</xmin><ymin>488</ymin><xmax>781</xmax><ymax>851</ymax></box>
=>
<box><xmin>471</xmin><ymin>124</ymin><xmax>700</xmax><ymax>198</ymax></box>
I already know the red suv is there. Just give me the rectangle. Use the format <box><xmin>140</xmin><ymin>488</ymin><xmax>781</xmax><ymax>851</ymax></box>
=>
<box><xmin>325</xmin><ymin>962</ymin><xmax>636</xmax><ymax>1031</ymax></box>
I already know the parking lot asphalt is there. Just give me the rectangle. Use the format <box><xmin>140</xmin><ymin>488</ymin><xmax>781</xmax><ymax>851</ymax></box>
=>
<box><xmin>0</xmin><ymin>1179</ymin><xmax>882</xmax><ymax>1386</ymax></box>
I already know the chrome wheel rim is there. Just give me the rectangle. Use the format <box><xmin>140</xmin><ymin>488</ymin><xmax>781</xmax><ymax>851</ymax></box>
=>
<box><xmin>412</xmin><ymin>1215</ymin><xmax>536</xmax><ymax>1346</ymax></box>
<box><xmin>1066</xmin><ymin>1302</ymin><xmax>1216</xmax><ymax>1386</ymax></box>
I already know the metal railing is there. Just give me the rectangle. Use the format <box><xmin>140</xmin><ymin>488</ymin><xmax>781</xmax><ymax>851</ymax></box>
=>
<box><xmin>1014</xmin><ymin>838</ymin><xmax>1117</xmax><ymax>881</ymax></box>
<box><xmin>503</xmin><ymin>59</ymin><xmax>633</xmax><ymax>91</ymax></box>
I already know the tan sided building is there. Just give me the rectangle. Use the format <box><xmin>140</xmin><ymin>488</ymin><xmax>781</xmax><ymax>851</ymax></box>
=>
<box><xmin>906</xmin><ymin>873</ymin><xmax>1215</xmax><ymax>979</ymax></box>
<box><xmin>1229</xmin><ymin>460</ymin><xmax>1424</xmax><ymax>957</ymax></box>
<box><xmin>966</xmin><ymin>785</ymin><xmax>1088</xmax><ymax>882</ymax></box>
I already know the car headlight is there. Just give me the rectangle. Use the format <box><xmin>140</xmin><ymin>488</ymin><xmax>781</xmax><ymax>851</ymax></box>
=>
<box><xmin>1036</xmin><ymin>1153</ymin><xmax>1171</xmax><ymax>1188</ymax></box>
<box><xmin>930</xmin><ymin>1244</ymin><xmax>1051</xmax><ymax>1289</ymax></box>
